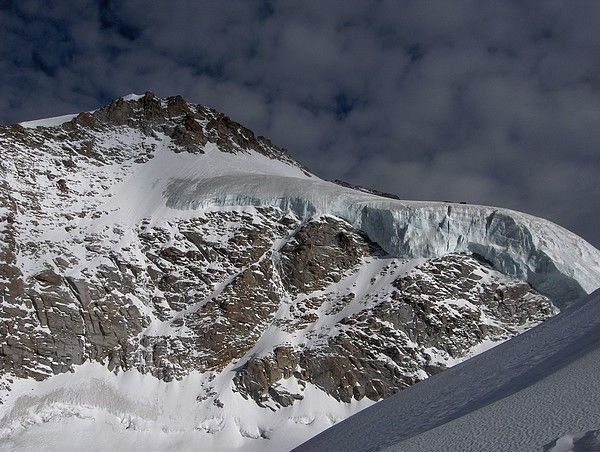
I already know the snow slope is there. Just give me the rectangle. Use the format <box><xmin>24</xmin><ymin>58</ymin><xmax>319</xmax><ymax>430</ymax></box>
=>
<box><xmin>298</xmin><ymin>288</ymin><xmax>600</xmax><ymax>452</ymax></box>
<box><xmin>0</xmin><ymin>362</ymin><xmax>375</xmax><ymax>452</ymax></box>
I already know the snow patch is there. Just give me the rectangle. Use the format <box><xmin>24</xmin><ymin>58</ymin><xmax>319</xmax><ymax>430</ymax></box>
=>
<box><xmin>19</xmin><ymin>114</ymin><xmax>78</xmax><ymax>129</ymax></box>
<box><xmin>0</xmin><ymin>363</ymin><xmax>375</xmax><ymax>452</ymax></box>
<box><xmin>121</xmin><ymin>93</ymin><xmax>144</xmax><ymax>101</ymax></box>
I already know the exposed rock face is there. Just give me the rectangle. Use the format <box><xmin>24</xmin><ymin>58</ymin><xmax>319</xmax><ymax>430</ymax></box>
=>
<box><xmin>63</xmin><ymin>91</ymin><xmax>303</xmax><ymax>166</ymax></box>
<box><xmin>0</xmin><ymin>93</ymin><xmax>593</xmax><ymax>448</ymax></box>
<box><xmin>279</xmin><ymin>216</ymin><xmax>383</xmax><ymax>295</ymax></box>
<box><xmin>0</xmin><ymin>267</ymin><xmax>147</xmax><ymax>380</ymax></box>
<box><xmin>0</xmin><ymin>193</ymin><xmax>554</xmax><ymax>400</ymax></box>
<box><xmin>233</xmin><ymin>253</ymin><xmax>553</xmax><ymax>407</ymax></box>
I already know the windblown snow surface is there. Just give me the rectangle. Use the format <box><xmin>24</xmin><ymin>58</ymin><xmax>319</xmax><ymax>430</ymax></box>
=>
<box><xmin>298</xmin><ymin>288</ymin><xmax>600</xmax><ymax>452</ymax></box>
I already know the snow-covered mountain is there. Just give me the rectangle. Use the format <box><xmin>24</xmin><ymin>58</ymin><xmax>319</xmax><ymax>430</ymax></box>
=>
<box><xmin>0</xmin><ymin>92</ymin><xmax>599</xmax><ymax>451</ymax></box>
<box><xmin>298</xmin><ymin>287</ymin><xmax>600</xmax><ymax>452</ymax></box>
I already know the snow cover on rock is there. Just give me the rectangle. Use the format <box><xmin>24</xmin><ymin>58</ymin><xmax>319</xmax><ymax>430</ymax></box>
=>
<box><xmin>547</xmin><ymin>429</ymin><xmax>600</xmax><ymax>452</ymax></box>
<box><xmin>7</xmin><ymin>93</ymin><xmax>600</xmax><ymax>304</ymax></box>
<box><xmin>298</xmin><ymin>288</ymin><xmax>600</xmax><ymax>452</ymax></box>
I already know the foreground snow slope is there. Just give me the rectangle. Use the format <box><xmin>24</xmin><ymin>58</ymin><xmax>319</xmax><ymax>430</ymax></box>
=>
<box><xmin>298</xmin><ymin>288</ymin><xmax>600</xmax><ymax>452</ymax></box>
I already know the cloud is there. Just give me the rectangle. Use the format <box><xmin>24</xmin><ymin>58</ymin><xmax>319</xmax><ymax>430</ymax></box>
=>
<box><xmin>0</xmin><ymin>0</ymin><xmax>598</xmax><ymax>247</ymax></box>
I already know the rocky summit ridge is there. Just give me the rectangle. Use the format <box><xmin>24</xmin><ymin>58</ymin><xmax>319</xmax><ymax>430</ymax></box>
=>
<box><xmin>0</xmin><ymin>92</ymin><xmax>599</xmax><ymax>450</ymax></box>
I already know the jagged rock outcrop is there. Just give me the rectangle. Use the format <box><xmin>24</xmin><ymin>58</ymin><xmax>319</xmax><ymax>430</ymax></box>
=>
<box><xmin>233</xmin><ymin>253</ymin><xmax>553</xmax><ymax>406</ymax></box>
<box><xmin>279</xmin><ymin>216</ymin><xmax>383</xmax><ymax>295</ymax></box>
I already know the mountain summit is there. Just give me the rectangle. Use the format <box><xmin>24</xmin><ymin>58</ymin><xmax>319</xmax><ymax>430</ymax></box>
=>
<box><xmin>1</xmin><ymin>93</ymin><xmax>599</xmax><ymax>450</ymax></box>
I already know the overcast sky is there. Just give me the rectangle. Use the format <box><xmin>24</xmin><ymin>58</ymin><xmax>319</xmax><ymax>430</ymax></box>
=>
<box><xmin>1</xmin><ymin>0</ymin><xmax>599</xmax><ymax>247</ymax></box>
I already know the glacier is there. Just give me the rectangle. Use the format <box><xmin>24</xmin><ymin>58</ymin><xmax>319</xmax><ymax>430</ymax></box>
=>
<box><xmin>11</xmin><ymin>95</ymin><xmax>598</xmax><ymax>308</ymax></box>
<box><xmin>107</xmin><ymin>140</ymin><xmax>600</xmax><ymax>307</ymax></box>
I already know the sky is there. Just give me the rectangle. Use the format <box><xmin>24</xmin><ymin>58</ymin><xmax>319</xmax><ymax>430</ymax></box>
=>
<box><xmin>1</xmin><ymin>0</ymin><xmax>599</xmax><ymax>247</ymax></box>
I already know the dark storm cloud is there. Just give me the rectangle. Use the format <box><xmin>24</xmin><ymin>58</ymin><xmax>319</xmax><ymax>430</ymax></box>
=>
<box><xmin>1</xmin><ymin>0</ymin><xmax>599</xmax><ymax>247</ymax></box>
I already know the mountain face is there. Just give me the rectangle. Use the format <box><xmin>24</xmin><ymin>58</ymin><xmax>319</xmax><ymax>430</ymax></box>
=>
<box><xmin>0</xmin><ymin>92</ymin><xmax>599</xmax><ymax>451</ymax></box>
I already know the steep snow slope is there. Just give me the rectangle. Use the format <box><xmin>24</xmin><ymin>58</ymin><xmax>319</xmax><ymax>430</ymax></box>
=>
<box><xmin>298</xmin><ymin>288</ymin><xmax>600</xmax><ymax>452</ymax></box>
<box><xmin>19</xmin><ymin>114</ymin><xmax>79</xmax><ymax>129</ymax></box>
